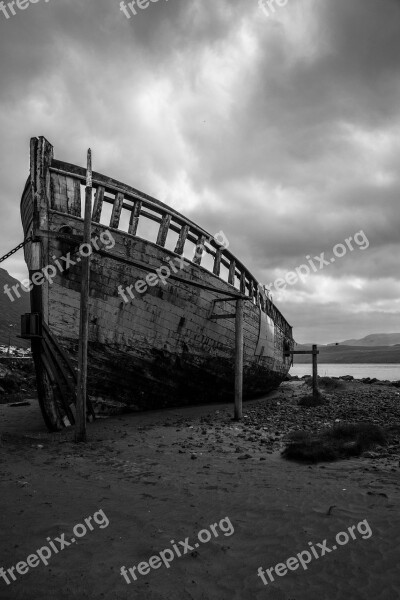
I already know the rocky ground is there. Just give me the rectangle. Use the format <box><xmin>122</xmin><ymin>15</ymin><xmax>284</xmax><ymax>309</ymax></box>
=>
<box><xmin>104</xmin><ymin>377</ymin><xmax>400</xmax><ymax>468</ymax></box>
<box><xmin>1</xmin><ymin>377</ymin><xmax>400</xmax><ymax>599</ymax></box>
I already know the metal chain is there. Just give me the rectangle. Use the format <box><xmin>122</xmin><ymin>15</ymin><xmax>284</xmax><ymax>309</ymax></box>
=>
<box><xmin>0</xmin><ymin>237</ymin><xmax>32</xmax><ymax>264</ymax></box>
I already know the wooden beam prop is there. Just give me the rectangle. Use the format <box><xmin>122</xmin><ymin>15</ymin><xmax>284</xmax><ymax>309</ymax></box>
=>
<box><xmin>285</xmin><ymin>346</ymin><xmax>319</xmax><ymax>397</ymax></box>
<box><xmin>312</xmin><ymin>344</ymin><xmax>318</xmax><ymax>397</ymax></box>
<box><xmin>208</xmin><ymin>297</ymin><xmax>245</xmax><ymax>420</ymax></box>
<box><xmin>234</xmin><ymin>298</ymin><xmax>244</xmax><ymax>421</ymax></box>
<box><xmin>75</xmin><ymin>149</ymin><xmax>92</xmax><ymax>443</ymax></box>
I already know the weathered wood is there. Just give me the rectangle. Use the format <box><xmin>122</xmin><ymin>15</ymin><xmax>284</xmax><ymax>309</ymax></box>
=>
<box><xmin>156</xmin><ymin>213</ymin><xmax>171</xmax><ymax>247</ymax></box>
<box><xmin>50</xmin><ymin>161</ymin><xmax>267</xmax><ymax>295</ymax></box>
<box><xmin>22</xmin><ymin>138</ymin><xmax>295</xmax><ymax>431</ymax></box>
<box><xmin>50</xmin><ymin>161</ymin><xmax>207</xmax><ymax>230</ymax></box>
<box><xmin>248</xmin><ymin>280</ymin><xmax>254</xmax><ymax>301</ymax></box>
<box><xmin>30</xmin><ymin>137</ymin><xmax>37</xmax><ymax>194</ymax></box>
<box><xmin>240</xmin><ymin>271</ymin><xmax>246</xmax><ymax>294</ymax></box>
<box><xmin>41</xmin><ymin>339</ymin><xmax>75</xmax><ymax>424</ymax></box>
<box><xmin>140</xmin><ymin>208</ymin><xmax>162</xmax><ymax>224</ymax></box>
<box><xmin>75</xmin><ymin>149</ymin><xmax>92</xmax><ymax>443</ymax></box>
<box><xmin>66</xmin><ymin>177</ymin><xmax>81</xmax><ymax>216</ymax></box>
<box><xmin>128</xmin><ymin>200</ymin><xmax>142</xmax><ymax>235</ymax></box>
<box><xmin>31</xmin><ymin>242</ymin><xmax>41</xmax><ymax>271</ymax></box>
<box><xmin>92</xmin><ymin>185</ymin><xmax>104</xmax><ymax>223</ymax></box>
<box><xmin>255</xmin><ymin>284</ymin><xmax>260</xmax><ymax>306</ymax></box>
<box><xmin>110</xmin><ymin>192</ymin><xmax>124</xmax><ymax>229</ymax></box>
<box><xmin>174</xmin><ymin>224</ymin><xmax>189</xmax><ymax>255</ymax></box>
<box><xmin>234</xmin><ymin>298</ymin><xmax>244</xmax><ymax>421</ymax></box>
<box><xmin>32</xmin><ymin>137</ymin><xmax>53</xmax><ymax>235</ymax></box>
<box><xmin>50</xmin><ymin>173</ymin><xmax>64</xmax><ymax>212</ymax></box>
<box><xmin>228</xmin><ymin>260</ymin><xmax>236</xmax><ymax>285</ymax></box>
<box><xmin>193</xmin><ymin>235</ymin><xmax>206</xmax><ymax>265</ymax></box>
<box><xmin>213</xmin><ymin>247</ymin><xmax>222</xmax><ymax>276</ymax></box>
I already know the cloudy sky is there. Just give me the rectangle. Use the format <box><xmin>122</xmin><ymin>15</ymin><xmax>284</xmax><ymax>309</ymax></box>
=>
<box><xmin>0</xmin><ymin>0</ymin><xmax>399</xmax><ymax>344</ymax></box>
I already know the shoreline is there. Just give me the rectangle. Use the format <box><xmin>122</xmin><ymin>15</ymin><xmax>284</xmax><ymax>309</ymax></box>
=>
<box><xmin>1</xmin><ymin>378</ymin><xmax>400</xmax><ymax>598</ymax></box>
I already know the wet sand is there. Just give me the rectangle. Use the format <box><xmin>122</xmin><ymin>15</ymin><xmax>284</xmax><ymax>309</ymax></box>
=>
<box><xmin>1</xmin><ymin>380</ymin><xmax>399</xmax><ymax>599</ymax></box>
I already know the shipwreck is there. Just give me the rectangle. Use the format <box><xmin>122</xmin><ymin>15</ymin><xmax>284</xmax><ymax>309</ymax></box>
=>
<box><xmin>20</xmin><ymin>136</ymin><xmax>294</xmax><ymax>431</ymax></box>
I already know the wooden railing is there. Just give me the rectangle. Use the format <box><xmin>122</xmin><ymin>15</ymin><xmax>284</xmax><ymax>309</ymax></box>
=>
<box><xmin>48</xmin><ymin>159</ymin><xmax>292</xmax><ymax>337</ymax></box>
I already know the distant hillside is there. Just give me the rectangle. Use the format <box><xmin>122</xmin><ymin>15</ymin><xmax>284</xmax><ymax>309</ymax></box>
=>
<box><xmin>294</xmin><ymin>344</ymin><xmax>400</xmax><ymax>364</ymax></box>
<box><xmin>328</xmin><ymin>333</ymin><xmax>400</xmax><ymax>347</ymax></box>
<box><xmin>0</xmin><ymin>268</ymin><xmax>30</xmax><ymax>348</ymax></box>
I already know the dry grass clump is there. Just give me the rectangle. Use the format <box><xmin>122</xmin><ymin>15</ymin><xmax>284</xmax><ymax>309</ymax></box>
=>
<box><xmin>298</xmin><ymin>391</ymin><xmax>327</xmax><ymax>407</ymax></box>
<box><xmin>282</xmin><ymin>422</ymin><xmax>387</xmax><ymax>463</ymax></box>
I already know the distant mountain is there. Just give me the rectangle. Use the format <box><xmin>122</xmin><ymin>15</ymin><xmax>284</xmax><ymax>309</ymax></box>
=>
<box><xmin>328</xmin><ymin>333</ymin><xmax>400</xmax><ymax>347</ymax></box>
<box><xmin>0</xmin><ymin>268</ymin><xmax>30</xmax><ymax>348</ymax></box>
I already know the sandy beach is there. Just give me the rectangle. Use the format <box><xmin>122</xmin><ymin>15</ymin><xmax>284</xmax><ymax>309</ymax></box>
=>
<box><xmin>1</xmin><ymin>378</ymin><xmax>399</xmax><ymax>600</ymax></box>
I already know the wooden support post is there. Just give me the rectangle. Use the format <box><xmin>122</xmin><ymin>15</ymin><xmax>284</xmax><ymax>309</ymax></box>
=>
<box><xmin>75</xmin><ymin>149</ymin><xmax>92</xmax><ymax>443</ymax></box>
<box><xmin>234</xmin><ymin>298</ymin><xmax>244</xmax><ymax>421</ymax></box>
<box><xmin>312</xmin><ymin>344</ymin><xmax>318</xmax><ymax>396</ymax></box>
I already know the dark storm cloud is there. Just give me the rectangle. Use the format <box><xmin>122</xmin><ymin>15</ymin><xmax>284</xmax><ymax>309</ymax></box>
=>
<box><xmin>0</xmin><ymin>0</ymin><xmax>398</xmax><ymax>342</ymax></box>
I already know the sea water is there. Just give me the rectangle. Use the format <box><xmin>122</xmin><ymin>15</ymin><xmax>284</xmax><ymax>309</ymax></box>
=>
<box><xmin>289</xmin><ymin>363</ymin><xmax>400</xmax><ymax>381</ymax></box>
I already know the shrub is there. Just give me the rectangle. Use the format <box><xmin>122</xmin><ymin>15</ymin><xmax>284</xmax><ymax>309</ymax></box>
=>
<box><xmin>298</xmin><ymin>391</ymin><xmax>326</xmax><ymax>407</ymax></box>
<box><xmin>304</xmin><ymin>376</ymin><xmax>346</xmax><ymax>391</ymax></box>
<box><xmin>282</xmin><ymin>422</ymin><xmax>387</xmax><ymax>463</ymax></box>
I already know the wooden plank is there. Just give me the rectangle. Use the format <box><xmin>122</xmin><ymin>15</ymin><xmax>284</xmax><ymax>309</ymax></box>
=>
<box><xmin>110</xmin><ymin>192</ymin><xmax>124</xmax><ymax>229</ymax></box>
<box><xmin>42</xmin><ymin>322</ymin><xmax>95</xmax><ymax>420</ymax></box>
<box><xmin>193</xmin><ymin>235</ymin><xmax>206</xmax><ymax>265</ymax></box>
<box><xmin>156</xmin><ymin>214</ymin><xmax>171</xmax><ymax>247</ymax></box>
<box><xmin>51</xmin><ymin>174</ymin><xmax>67</xmax><ymax>212</ymax></box>
<box><xmin>228</xmin><ymin>260</ymin><xmax>236</xmax><ymax>285</ymax></box>
<box><xmin>42</xmin><ymin>339</ymin><xmax>75</xmax><ymax>424</ymax></box>
<box><xmin>174</xmin><ymin>224</ymin><xmax>189</xmax><ymax>255</ymax></box>
<box><xmin>40</xmin><ymin>351</ymin><xmax>71</xmax><ymax>424</ymax></box>
<box><xmin>128</xmin><ymin>200</ymin><xmax>142</xmax><ymax>236</ymax></box>
<box><xmin>213</xmin><ymin>247</ymin><xmax>222</xmax><ymax>276</ymax></box>
<box><xmin>30</xmin><ymin>137</ymin><xmax>38</xmax><ymax>194</ymax></box>
<box><xmin>136</xmin><ymin>208</ymin><xmax>162</xmax><ymax>224</ymax></box>
<box><xmin>92</xmin><ymin>185</ymin><xmax>104</xmax><ymax>223</ymax></box>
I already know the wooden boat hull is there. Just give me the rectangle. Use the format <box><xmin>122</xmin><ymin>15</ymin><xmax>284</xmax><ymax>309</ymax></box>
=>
<box><xmin>20</xmin><ymin>137</ymin><xmax>294</xmax><ymax>430</ymax></box>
